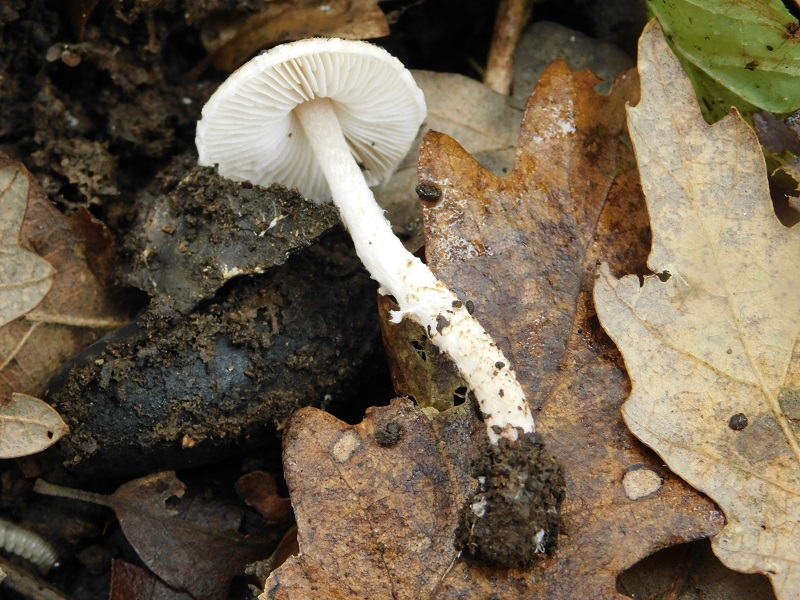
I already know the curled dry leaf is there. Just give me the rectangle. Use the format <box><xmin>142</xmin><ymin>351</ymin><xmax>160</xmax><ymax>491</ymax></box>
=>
<box><xmin>594</xmin><ymin>21</ymin><xmax>800</xmax><ymax>598</ymax></box>
<box><xmin>0</xmin><ymin>155</ymin><xmax>124</xmax><ymax>405</ymax></box>
<box><xmin>0</xmin><ymin>393</ymin><xmax>67</xmax><ymax>458</ymax></box>
<box><xmin>199</xmin><ymin>0</ymin><xmax>389</xmax><ymax>73</ymax></box>
<box><xmin>0</xmin><ymin>164</ymin><xmax>54</xmax><ymax>328</ymax></box>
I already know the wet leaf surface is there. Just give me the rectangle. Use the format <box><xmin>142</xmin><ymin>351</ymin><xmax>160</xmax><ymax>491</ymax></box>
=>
<box><xmin>413</xmin><ymin>57</ymin><xmax>724</xmax><ymax>596</ymax></box>
<box><xmin>595</xmin><ymin>22</ymin><xmax>800</xmax><ymax>598</ymax></box>
<box><xmin>262</xmin><ymin>400</ymin><xmax>478</xmax><ymax>599</ymax></box>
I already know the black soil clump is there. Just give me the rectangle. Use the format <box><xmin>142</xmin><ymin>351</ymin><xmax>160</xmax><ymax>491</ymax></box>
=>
<box><xmin>122</xmin><ymin>155</ymin><xmax>339</xmax><ymax>312</ymax></box>
<box><xmin>43</xmin><ymin>230</ymin><xmax>382</xmax><ymax>481</ymax></box>
<box><xmin>458</xmin><ymin>431</ymin><xmax>565</xmax><ymax>567</ymax></box>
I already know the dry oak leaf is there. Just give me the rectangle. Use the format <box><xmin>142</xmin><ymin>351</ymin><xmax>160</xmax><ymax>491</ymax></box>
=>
<box><xmin>261</xmin><ymin>400</ymin><xmax>537</xmax><ymax>599</ymax></box>
<box><xmin>0</xmin><ymin>164</ymin><xmax>54</xmax><ymax>328</ymax></box>
<box><xmin>0</xmin><ymin>392</ymin><xmax>68</xmax><ymax>458</ymax></box>
<box><xmin>198</xmin><ymin>0</ymin><xmax>389</xmax><ymax>73</ymax></box>
<box><xmin>37</xmin><ymin>472</ymin><xmax>271</xmax><ymax>600</ymax></box>
<box><xmin>413</xmin><ymin>58</ymin><xmax>724</xmax><ymax>597</ymax></box>
<box><xmin>0</xmin><ymin>155</ymin><xmax>124</xmax><ymax>404</ymax></box>
<box><xmin>594</xmin><ymin>21</ymin><xmax>800</xmax><ymax>599</ymax></box>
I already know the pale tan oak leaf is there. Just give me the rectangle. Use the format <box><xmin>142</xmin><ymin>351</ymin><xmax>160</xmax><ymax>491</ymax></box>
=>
<box><xmin>0</xmin><ymin>166</ymin><xmax>55</xmax><ymax>328</ymax></box>
<box><xmin>594</xmin><ymin>21</ymin><xmax>800</xmax><ymax>599</ymax></box>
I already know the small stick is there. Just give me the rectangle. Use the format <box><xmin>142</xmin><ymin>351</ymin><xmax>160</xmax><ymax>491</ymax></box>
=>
<box><xmin>0</xmin><ymin>555</ymin><xmax>73</xmax><ymax>600</ymax></box>
<box><xmin>483</xmin><ymin>0</ymin><xmax>535</xmax><ymax>95</ymax></box>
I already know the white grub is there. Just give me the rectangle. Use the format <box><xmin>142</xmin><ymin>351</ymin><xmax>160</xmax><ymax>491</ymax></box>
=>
<box><xmin>0</xmin><ymin>518</ymin><xmax>59</xmax><ymax>573</ymax></box>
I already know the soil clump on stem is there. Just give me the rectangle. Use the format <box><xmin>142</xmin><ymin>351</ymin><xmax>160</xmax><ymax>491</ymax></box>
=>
<box><xmin>458</xmin><ymin>430</ymin><xmax>566</xmax><ymax>567</ymax></box>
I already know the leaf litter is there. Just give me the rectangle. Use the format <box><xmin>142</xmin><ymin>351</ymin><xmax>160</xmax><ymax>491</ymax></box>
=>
<box><xmin>264</xmin><ymin>56</ymin><xmax>724</xmax><ymax>598</ymax></box>
<box><xmin>0</xmin><ymin>156</ymin><xmax>124</xmax><ymax>458</ymax></box>
<box><xmin>36</xmin><ymin>471</ymin><xmax>273</xmax><ymax>600</ymax></box>
<box><xmin>0</xmin><ymin>163</ymin><xmax>54</xmax><ymax>328</ymax></box>
<box><xmin>594</xmin><ymin>20</ymin><xmax>800</xmax><ymax>599</ymax></box>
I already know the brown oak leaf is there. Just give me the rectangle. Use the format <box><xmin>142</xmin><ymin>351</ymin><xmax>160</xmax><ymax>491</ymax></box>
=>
<box><xmin>264</xmin><ymin>57</ymin><xmax>724</xmax><ymax>598</ymax></box>
<box><xmin>411</xmin><ymin>57</ymin><xmax>723</xmax><ymax>598</ymax></box>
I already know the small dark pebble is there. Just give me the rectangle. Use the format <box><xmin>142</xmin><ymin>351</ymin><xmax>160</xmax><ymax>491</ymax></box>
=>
<box><xmin>415</xmin><ymin>183</ymin><xmax>442</xmax><ymax>201</ymax></box>
<box><xmin>728</xmin><ymin>413</ymin><xmax>748</xmax><ymax>431</ymax></box>
<box><xmin>375</xmin><ymin>422</ymin><xmax>404</xmax><ymax>447</ymax></box>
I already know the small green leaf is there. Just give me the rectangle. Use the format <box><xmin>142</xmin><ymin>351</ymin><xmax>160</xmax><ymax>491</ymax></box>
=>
<box><xmin>649</xmin><ymin>0</ymin><xmax>800</xmax><ymax>120</ymax></box>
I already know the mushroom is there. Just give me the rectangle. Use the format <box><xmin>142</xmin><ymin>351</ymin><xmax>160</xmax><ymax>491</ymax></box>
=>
<box><xmin>195</xmin><ymin>38</ymin><xmax>535</xmax><ymax>444</ymax></box>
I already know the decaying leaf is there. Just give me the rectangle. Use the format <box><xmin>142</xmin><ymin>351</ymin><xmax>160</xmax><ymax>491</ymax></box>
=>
<box><xmin>380</xmin><ymin>22</ymin><xmax>636</xmax><ymax>243</ymax></box>
<box><xmin>0</xmin><ymin>164</ymin><xmax>54</xmax><ymax>328</ymax></box>
<box><xmin>0</xmin><ymin>155</ymin><xmax>124</xmax><ymax>405</ymax></box>
<box><xmin>110</xmin><ymin>560</ymin><xmax>192</xmax><ymax>600</ymax></box>
<box><xmin>36</xmin><ymin>472</ymin><xmax>272</xmax><ymax>600</ymax></box>
<box><xmin>199</xmin><ymin>0</ymin><xmax>389</xmax><ymax>73</ymax></box>
<box><xmin>594</xmin><ymin>21</ymin><xmax>800</xmax><ymax>599</ymax></box>
<box><xmin>0</xmin><ymin>392</ymin><xmax>67</xmax><ymax>458</ymax></box>
<box><xmin>415</xmin><ymin>57</ymin><xmax>723</xmax><ymax>596</ymax></box>
<box><xmin>266</xmin><ymin>57</ymin><xmax>723</xmax><ymax>598</ymax></box>
<box><xmin>235</xmin><ymin>472</ymin><xmax>292</xmax><ymax>526</ymax></box>
<box><xmin>263</xmin><ymin>400</ymin><xmax>484</xmax><ymax>599</ymax></box>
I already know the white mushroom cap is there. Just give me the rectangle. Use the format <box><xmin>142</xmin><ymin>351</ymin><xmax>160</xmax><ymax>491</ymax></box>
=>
<box><xmin>196</xmin><ymin>38</ymin><xmax>427</xmax><ymax>202</ymax></box>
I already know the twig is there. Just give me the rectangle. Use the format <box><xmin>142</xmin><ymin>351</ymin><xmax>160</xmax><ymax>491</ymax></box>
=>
<box><xmin>24</xmin><ymin>312</ymin><xmax>126</xmax><ymax>330</ymax></box>
<box><xmin>483</xmin><ymin>0</ymin><xmax>535</xmax><ymax>95</ymax></box>
<box><xmin>0</xmin><ymin>555</ymin><xmax>73</xmax><ymax>600</ymax></box>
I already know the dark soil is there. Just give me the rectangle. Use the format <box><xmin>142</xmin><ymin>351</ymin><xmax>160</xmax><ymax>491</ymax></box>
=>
<box><xmin>457</xmin><ymin>430</ymin><xmax>566</xmax><ymax>567</ymax></box>
<box><xmin>44</xmin><ymin>228</ymin><xmax>383</xmax><ymax>481</ymax></box>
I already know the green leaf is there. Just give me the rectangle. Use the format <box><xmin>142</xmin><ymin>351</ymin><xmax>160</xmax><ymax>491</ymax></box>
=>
<box><xmin>648</xmin><ymin>0</ymin><xmax>800</xmax><ymax>120</ymax></box>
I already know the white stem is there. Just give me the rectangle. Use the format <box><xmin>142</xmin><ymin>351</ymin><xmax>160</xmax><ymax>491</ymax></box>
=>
<box><xmin>295</xmin><ymin>99</ymin><xmax>534</xmax><ymax>443</ymax></box>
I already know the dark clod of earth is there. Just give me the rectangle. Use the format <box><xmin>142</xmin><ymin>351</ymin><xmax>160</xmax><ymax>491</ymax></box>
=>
<box><xmin>43</xmin><ymin>230</ymin><xmax>383</xmax><ymax>481</ymax></box>
<box><xmin>458</xmin><ymin>431</ymin><xmax>565</xmax><ymax>567</ymax></box>
<box><xmin>375</xmin><ymin>421</ymin><xmax>405</xmax><ymax>447</ymax></box>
